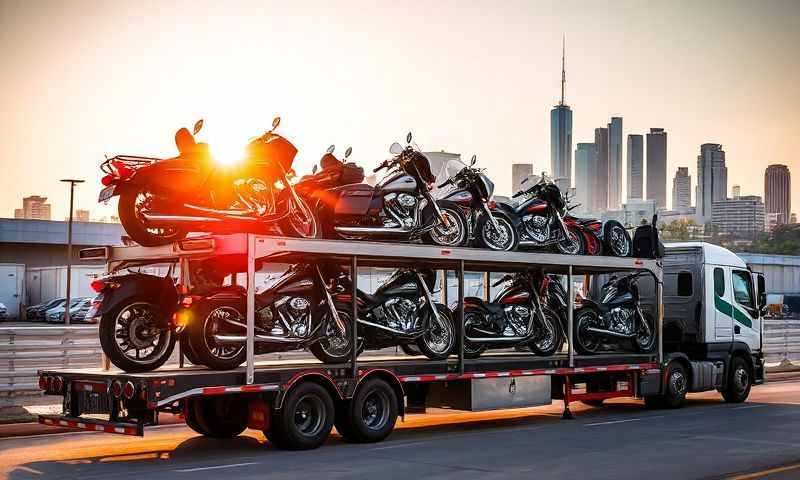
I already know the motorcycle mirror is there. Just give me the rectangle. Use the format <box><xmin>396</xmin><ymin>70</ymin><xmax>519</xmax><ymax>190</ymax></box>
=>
<box><xmin>344</xmin><ymin>146</ymin><xmax>352</xmax><ymax>159</ymax></box>
<box><xmin>312</xmin><ymin>164</ymin><xmax>318</xmax><ymax>174</ymax></box>
<box><xmin>470</xmin><ymin>154</ymin><xmax>477</xmax><ymax>166</ymax></box>
<box><xmin>192</xmin><ymin>119</ymin><xmax>204</xmax><ymax>135</ymax></box>
<box><xmin>271</xmin><ymin>117</ymin><xmax>281</xmax><ymax>131</ymax></box>
<box><xmin>406</xmin><ymin>132</ymin><xmax>412</xmax><ymax>144</ymax></box>
<box><xmin>390</xmin><ymin>142</ymin><xmax>404</xmax><ymax>155</ymax></box>
<box><xmin>326</xmin><ymin>144</ymin><xmax>335</xmax><ymax>154</ymax></box>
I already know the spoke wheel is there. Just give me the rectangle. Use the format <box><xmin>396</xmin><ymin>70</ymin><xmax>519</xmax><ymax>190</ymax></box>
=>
<box><xmin>99</xmin><ymin>301</ymin><xmax>175</xmax><ymax>373</ymax></box>
<box><xmin>283</xmin><ymin>196</ymin><xmax>320</xmax><ymax>239</ymax></box>
<box><xmin>607</xmin><ymin>224</ymin><xmax>631</xmax><ymax>257</ymax></box>
<box><xmin>478</xmin><ymin>215</ymin><xmax>518</xmax><ymax>251</ymax></box>
<box><xmin>633</xmin><ymin>312</ymin><xmax>657</xmax><ymax>352</ymax></box>
<box><xmin>118</xmin><ymin>189</ymin><xmax>185</xmax><ymax>247</ymax></box>
<box><xmin>426</xmin><ymin>206</ymin><xmax>467</xmax><ymax>247</ymax></box>
<box><xmin>556</xmin><ymin>227</ymin><xmax>583</xmax><ymax>255</ymax></box>
<box><xmin>186</xmin><ymin>299</ymin><xmax>247</xmax><ymax>370</ymax></box>
<box><xmin>416</xmin><ymin>305</ymin><xmax>455</xmax><ymax>360</ymax></box>
<box><xmin>310</xmin><ymin>310</ymin><xmax>355</xmax><ymax>364</ymax></box>
<box><xmin>574</xmin><ymin>308</ymin><xmax>602</xmax><ymax>354</ymax></box>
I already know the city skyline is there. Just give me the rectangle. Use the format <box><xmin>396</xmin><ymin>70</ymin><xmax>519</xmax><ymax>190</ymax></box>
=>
<box><xmin>1</xmin><ymin>1</ymin><xmax>799</xmax><ymax>220</ymax></box>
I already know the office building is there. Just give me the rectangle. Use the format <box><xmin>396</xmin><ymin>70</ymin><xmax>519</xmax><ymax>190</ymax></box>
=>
<box><xmin>627</xmin><ymin>134</ymin><xmax>643</xmax><ymax>200</ymax></box>
<box><xmin>607</xmin><ymin>117</ymin><xmax>623</xmax><ymax>209</ymax></box>
<box><xmin>75</xmin><ymin>209</ymin><xmax>90</xmax><ymax>222</ymax></box>
<box><xmin>711</xmin><ymin>195</ymin><xmax>765</xmax><ymax>237</ymax></box>
<box><xmin>696</xmin><ymin>143</ymin><xmax>727</xmax><ymax>224</ymax></box>
<box><xmin>672</xmin><ymin>167</ymin><xmax>691</xmax><ymax>210</ymax></box>
<box><xmin>594</xmin><ymin>127</ymin><xmax>609</xmax><ymax>211</ymax></box>
<box><xmin>511</xmin><ymin>164</ymin><xmax>533</xmax><ymax>195</ymax></box>
<box><xmin>732</xmin><ymin>185</ymin><xmax>741</xmax><ymax>199</ymax></box>
<box><xmin>646</xmin><ymin>128</ymin><xmax>667</xmax><ymax>209</ymax></box>
<box><xmin>764</xmin><ymin>164</ymin><xmax>791</xmax><ymax>225</ymax></box>
<box><xmin>550</xmin><ymin>37</ymin><xmax>572</xmax><ymax>189</ymax></box>
<box><xmin>574</xmin><ymin>143</ymin><xmax>595</xmax><ymax>212</ymax></box>
<box><xmin>13</xmin><ymin>196</ymin><xmax>52</xmax><ymax>220</ymax></box>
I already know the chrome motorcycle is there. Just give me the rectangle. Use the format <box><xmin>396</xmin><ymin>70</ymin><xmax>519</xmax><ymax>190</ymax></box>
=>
<box><xmin>437</xmin><ymin>155</ymin><xmax>519</xmax><ymax>251</ymax></box>
<box><xmin>573</xmin><ymin>271</ymin><xmax>656</xmax><ymax>354</ymax></box>
<box><xmin>317</xmin><ymin>133</ymin><xmax>468</xmax><ymax>247</ymax></box>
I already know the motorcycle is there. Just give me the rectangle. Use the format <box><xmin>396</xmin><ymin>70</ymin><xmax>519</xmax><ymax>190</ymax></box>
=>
<box><xmin>437</xmin><ymin>155</ymin><xmax>519</xmax><ymax>251</ymax></box>
<box><xmin>295</xmin><ymin>145</ymin><xmax>364</xmax><ymax>201</ymax></box>
<box><xmin>98</xmin><ymin>117</ymin><xmax>319</xmax><ymax>247</ymax></box>
<box><xmin>461</xmin><ymin>271</ymin><xmax>562</xmax><ymax>358</ymax></box>
<box><xmin>181</xmin><ymin>262</ymin><xmax>356</xmax><ymax>370</ymax></box>
<box><xmin>573</xmin><ymin>271</ymin><xmax>656</xmax><ymax>354</ymax></box>
<box><xmin>332</xmin><ymin>267</ymin><xmax>456</xmax><ymax>360</ymax></box>
<box><xmin>317</xmin><ymin>133</ymin><xmax>469</xmax><ymax>247</ymax></box>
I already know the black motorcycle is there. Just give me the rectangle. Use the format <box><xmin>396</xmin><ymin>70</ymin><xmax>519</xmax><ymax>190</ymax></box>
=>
<box><xmin>317</xmin><ymin>133</ymin><xmax>468</xmax><ymax>247</ymax></box>
<box><xmin>573</xmin><ymin>271</ymin><xmax>656</xmax><ymax>354</ymax></box>
<box><xmin>461</xmin><ymin>271</ymin><xmax>562</xmax><ymax>358</ymax></box>
<box><xmin>332</xmin><ymin>268</ymin><xmax>456</xmax><ymax>360</ymax></box>
<box><xmin>437</xmin><ymin>155</ymin><xmax>519</xmax><ymax>251</ymax></box>
<box><xmin>181</xmin><ymin>262</ymin><xmax>357</xmax><ymax>370</ymax></box>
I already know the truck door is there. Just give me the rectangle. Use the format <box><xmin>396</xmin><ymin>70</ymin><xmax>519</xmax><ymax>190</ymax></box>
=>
<box><xmin>731</xmin><ymin>269</ymin><xmax>760</xmax><ymax>351</ymax></box>
<box><xmin>710</xmin><ymin>266</ymin><xmax>733</xmax><ymax>342</ymax></box>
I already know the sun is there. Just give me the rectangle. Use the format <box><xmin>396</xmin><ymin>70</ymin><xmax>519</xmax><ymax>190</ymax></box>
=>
<box><xmin>209</xmin><ymin>134</ymin><xmax>247</xmax><ymax>167</ymax></box>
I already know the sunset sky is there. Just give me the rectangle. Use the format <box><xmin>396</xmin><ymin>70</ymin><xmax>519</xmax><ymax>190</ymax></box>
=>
<box><xmin>1</xmin><ymin>0</ymin><xmax>798</xmax><ymax>220</ymax></box>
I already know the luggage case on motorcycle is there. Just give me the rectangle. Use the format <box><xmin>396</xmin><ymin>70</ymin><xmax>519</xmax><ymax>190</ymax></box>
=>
<box><xmin>339</xmin><ymin>162</ymin><xmax>365</xmax><ymax>185</ymax></box>
<box><xmin>632</xmin><ymin>215</ymin><xmax>665</xmax><ymax>259</ymax></box>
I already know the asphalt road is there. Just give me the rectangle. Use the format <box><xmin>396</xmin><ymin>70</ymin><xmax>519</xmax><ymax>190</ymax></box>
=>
<box><xmin>2</xmin><ymin>380</ymin><xmax>800</xmax><ymax>480</ymax></box>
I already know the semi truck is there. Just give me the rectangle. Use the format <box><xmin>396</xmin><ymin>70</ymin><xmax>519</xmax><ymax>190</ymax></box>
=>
<box><xmin>36</xmin><ymin>234</ymin><xmax>766</xmax><ymax>449</ymax></box>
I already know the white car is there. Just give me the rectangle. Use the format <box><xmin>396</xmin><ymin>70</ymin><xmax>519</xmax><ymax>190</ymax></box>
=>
<box><xmin>45</xmin><ymin>298</ymin><xmax>88</xmax><ymax>323</ymax></box>
<box><xmin>0</xmin><ymin>302</ymin><xmax>8</xmax><ymax>321</ymax></box>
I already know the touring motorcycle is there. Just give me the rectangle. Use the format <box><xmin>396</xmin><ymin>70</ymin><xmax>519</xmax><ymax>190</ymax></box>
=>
<box><xmin>461</xmin><ymin>270</ymin><xmax>562</xmax><ymax>358</ymax></box>
<box><xmin>437</xmin><ymin>155</ymin><xmax>519</xmax><ymax>251</ymax></box>
<box><xmin>332</xmin><ymin>267</ymin><xmax>456</xmax><ymax>360</ymax></box>
<box><xmin>497</xmin><ymin>175</ymin><xmax>631</xmax><ymax>256</ymax></box>
<box><xmin>315</xmin><ymin>133</ymin><xmax>468</xmax><ymax>247</ymax></box>
<box><xmin>98</xmin><ymin>117</ymin><xmax>318</xmax><ymax>247</ymax></box>
<box><xmin>573</xmin><ymin>271</ymin><xmax>656</xmax><ymax>354</ymax></box>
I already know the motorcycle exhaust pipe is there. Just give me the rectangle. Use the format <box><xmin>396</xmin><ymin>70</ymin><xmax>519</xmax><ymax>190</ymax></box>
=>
<box><xmin>358</xmin><ymin>319</ymin><xmax>423</xmax><ymax>337</ymax></box>
<box><xmin>142</xmin><ymin>213</ymin><xmax>225</xmax><ymax>226</ymax></box>
<box><xmin>334</xmin><ymin>226</ymin><xmax>411</xmax><ymax>235</ymax></box>
<box><xmin>586</xmin><ymin>327</ymin><xmax>636</xmax><ymax>339</ymax></box>
<box><xmin>182</xmin><ymin>203</ymin><xmax>262</xmax><ymax>219</ymax></box>
<box><xmin>213</xmin><ymin>334</ymin><xmax>307</xmax><ymax>344</ymax></box>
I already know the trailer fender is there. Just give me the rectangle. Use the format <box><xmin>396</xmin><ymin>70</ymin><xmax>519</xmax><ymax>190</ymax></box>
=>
<box><xmin>357</xmin><ymin>369</ymin><xmax>406</xmax><ymax>419</ymax></box>
<box><xmin>274</xmin><ymin>371</ymin><xmax>343</xmax><ymax>410</ymax></box>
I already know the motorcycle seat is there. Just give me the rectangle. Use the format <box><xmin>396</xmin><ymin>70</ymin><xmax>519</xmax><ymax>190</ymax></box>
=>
<box><xmin>464</xmin><ymin>296</ymin><xmax>504</xmax><ymax>314</ymax></box>
<box><xmin>358</xmin><ymin>290</ymin><xmax>381</xmax><ymax>305</ymax></box>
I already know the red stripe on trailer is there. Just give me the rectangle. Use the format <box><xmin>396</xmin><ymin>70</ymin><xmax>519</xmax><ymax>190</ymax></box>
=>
<box><xmin>398</xmin><ymin>363</ymin><xmax>657</xmax><ymax>383</ymax></box>
<box><xmin>202</xmin><ymin>386</ymin><xmax>228</xmax><ymax>395</ymax></box>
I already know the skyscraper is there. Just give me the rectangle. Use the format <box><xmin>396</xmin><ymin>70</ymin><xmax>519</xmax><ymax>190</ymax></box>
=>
<box><xmin>511</xmin><ymin>163</ymin><xmax>533</xmax><ymax>195</ymax></box>
<box><xmin>550</xmin><ymin>37</ymin><xmax>572</xmax><ymax>189</ymax></box>
<box><xmin>574</xmin><ymin>143</ymin><xmax>595</xmax><ymax>212</ymax></box>
<box><xmin>732</xmin><ymin>185</ymin><xmax>741</xmax><ymax>199</ymax></box>
<box><xmin>13</xmin><ymin>195</ymin><xmax>52</xmax><ymax>220</ymax></box>
<box><xmin>646</xmin><ymin>128</ymin><xmax>667</xmax><ymax>209</ymax></box>
<box><xmin>671</xmin><ymin>167</ymin><xmax>691</xmax><ymax>210</ymax></box>
<box><xmin>607</xmin><ymin>117</ymin><xmax>623</xmax><ymax>209</ymax></box>
<box><xmin>593</xmin><ymin>127</ymin><xmax>609</xmax><ymax>211</ymax></box>
<box><xmin>627</xmin><ymin>134</ymin><xmax>643</xmax><ymax>200</ymax></box>
<box><xmin>764</xmin><ymin>164</ymin><xmax>791</xmax><ymax>225</ymax></box>
<box><xmin>696</xmin><ymin>143</ymin><xmax>727</xmax><ymax>223</ymax></box>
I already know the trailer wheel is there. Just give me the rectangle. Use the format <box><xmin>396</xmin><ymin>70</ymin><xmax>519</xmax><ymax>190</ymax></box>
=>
<box><xmin>645</xmin><ymin>362</ymin><xmax>687</xmax><ymax>409</ymax></box>
<box><xmin>188</xmin><ymin>396</ymin><xmax>248</xmax><ymax>438</ymax></box>
<box><xmin>269</xmin><ymin>382</ymin><xmax>334</xmax><ymax>450</ymax></box>
<box><xmin>336</xmin><ymin>378</ymin><xmax>398</xmax><ymax>443</ymax></box>
<box><xmin>722</xmin><ymin>356</ymin><xmax>752</xmax><ymax>403</ymax></box>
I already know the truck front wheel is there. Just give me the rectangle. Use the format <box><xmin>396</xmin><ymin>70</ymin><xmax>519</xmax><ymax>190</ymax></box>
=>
<box><xmin>722</xmin><ymin>356</ymin><xmax>752</xmax><ymax>403</ymax></box>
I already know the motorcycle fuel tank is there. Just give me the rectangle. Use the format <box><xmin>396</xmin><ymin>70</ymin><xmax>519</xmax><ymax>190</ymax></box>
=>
<box><xmin>440</xmin><ymin>189</ymin><xmax>473</xmax><ymax>206</ymax></box>
<box><xmin>378</xmin><ymin>172</ymin><xmax>417</xmax><ymax>194</ymax></box>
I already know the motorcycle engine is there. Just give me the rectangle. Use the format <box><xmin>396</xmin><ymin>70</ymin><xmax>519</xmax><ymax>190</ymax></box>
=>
<box><xmin>504</xmin><ymin>305</ymin><xmax>531</xmax><ymax>336</ymax></box>
<box><xmin>272</xmin><ymin>296</ymin><xmax>312</xmax><ymax>338</ymax></box>
<box><xmin>233</xmin><ymin>178</ymin><xmax>273</xmax><ymax>216</ymax></box>
<box><xmin>608</xmin><ymin>307</ymin><xmax>635</xmax><ymax>336</ymax></box>
<box><xmin>522</xmin><ymin>215</ymin><xmax>550</xmax><ymax>243</ymax></box>
<box><xmin>382</xmin><ymin>297</ymin><xmax>418</xmax><ymax>332</ymax></box>
<box><xmin>383</xmin><ymin>193</ymin><xmax>417</xmax><ymax>229</ymax></box>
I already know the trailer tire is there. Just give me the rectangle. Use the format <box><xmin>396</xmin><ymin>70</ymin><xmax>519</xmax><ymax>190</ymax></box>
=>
<box><xmin>336</xmin><ymin>378</ymin><xmax>398</xmax><ymax>443</ymax></box>
<box><xmin>722</xmin><ymin>356</ymin><xmax>752</xmax><ymax>403</ymax></box>
<box><xmin>269</xmin><ymin>382</ymin><xmax>334</xmax><ymax>450</ymax></box>
<box><xmin>188</xmin><ymin>397</ymin><xmax>248</xmax><ymax>438</ymax></box>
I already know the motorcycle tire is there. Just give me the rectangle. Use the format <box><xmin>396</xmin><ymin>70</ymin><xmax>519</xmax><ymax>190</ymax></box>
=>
<box><xmin>280</xmin><ymin>195</ymin><xmax>322</xmax><ymax>239</ymax></box>
<box><xmin>179</xmin><ymin>334</ymin><xmax>202</xmax><ymax>366</ymax></box>
<box><xmin>416</xmin><ymin>304</ymin><xmax>456</xmax><ymax>360</ymax></box>
<box><xmin>309</xmin><ymin>308</ymin><xmax>359</xmax><ymax>364</ymax></box>
<box><xmin>555</xmin><ymin>226</ymin><xmax>586</xmax><ymax>255</ymax></box>
<box><xmin>528</xmin><ymin>307</ymin><xmax>563</xmax><ymax>357</ymax></box>
<box><xmin>118</xmin><ymin>189</ymin><xmax>186</xmax><ymax>247</ymax></box>
<box><xmin>573</xmin><ymin>306</ymin><xmax>603</xmax><ymax>355</ymax></box>
<box><xmin>98</xmin><ymin>299</ymin><xmax>175</xmax><ymax>373</ymax></box>
<box><xmin>460</xmin><ymin>311</ymin><xmax>487</xmax><ymax>359</ymax></box>
<box><xmin>400</xmin><ymin>344</ymin><xmax>422</xmax><ymax>356</ymax></box>
<box><xmin>424</xmin><ymin>201</ymin><xmax>469</xmax><ymax>247</ymax></box>
<box><xmin>632</xmin><ymin>312</ymin><xmax>657</xmax><ymax>353</ymax></box>
<box><xmin>604</xmin><ymin>222</ymin><xmax>632</xmax><ymax>257</ymax></box>
<box><xmin>475</xmin><ymin>213</ymin><xmax>519</xmax><ymax>252</ymax></box>
<box><xmin>186</xmin><ymin>299</ymin><xmax>246</xmax><ymax>370</ymax></box>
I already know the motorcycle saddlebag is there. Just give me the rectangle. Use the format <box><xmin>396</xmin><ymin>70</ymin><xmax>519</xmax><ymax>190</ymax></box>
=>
<box><xmin>333</xmin><ymin>184</ymin><xmax>374</xmax><ymax>215</ymax></box>
<box><xmin>632</xmin><ymin>215</ymin><xmax>665</xmax><ymax>259</ymax></box>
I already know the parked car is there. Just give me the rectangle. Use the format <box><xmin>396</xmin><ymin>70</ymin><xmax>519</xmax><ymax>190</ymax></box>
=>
<box><xmin>0</xmin><ymin>303</ymin><xmax>8</xmax><ymax>321</ymax></box>
<box><xmin>69</xmin><ymin>298</ymin><xmax>96</xmax><ymax>324</ymax></box>
<box><xmin>26</xmin><ymin>298</ymin><xmax>66</xmax><ymax>321</ymax></box>
<box><xmin>45</xmin><ymin>298</ymin><xmax>91</xmax><ymax>324</ymax></box>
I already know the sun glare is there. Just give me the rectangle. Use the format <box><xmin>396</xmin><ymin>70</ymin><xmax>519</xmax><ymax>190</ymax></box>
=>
<box><xmin>210</xmin><ymin>136</ymin><xmax>246</xmax><ymax>167</ymax></box>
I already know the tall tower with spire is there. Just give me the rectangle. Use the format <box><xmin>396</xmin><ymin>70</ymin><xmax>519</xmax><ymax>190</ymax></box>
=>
<box><xmin>550</xmin><ymin>35</ymin><xmax>573</xmax><ymax>189</ymax></box>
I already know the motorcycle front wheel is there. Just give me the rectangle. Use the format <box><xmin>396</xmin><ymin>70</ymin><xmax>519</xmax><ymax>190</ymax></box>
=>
<box><xmin>555</xmin><ymin>226</ymin><xmax>585</xmax><ymax>255</ymax></box>
<box><xmin>424</xmin><ymin>202</ymin><xmax>468</xmax><ymax>247</ymax></box>
<box><xmin>416</xmin><ymin>304</ymin><xmax>456</xmax><ymax>360</ymax></box>
<box><xmin>574</xmin><ymin>306</ymin><xmax>603</xmax><ymax>355</ymax></box>
<box><xmin>528</xmin><ymin>307</ymin><xmax>562</xmax><ymax>357</ymax></box>
<box><xmin>281</xmin><ymin>195</ymin><xmax>321</xmax><ymax>239</ymax></box>
<box><xmin>98</xmin><ymin>300</ymin><xmax>175</xmax><ymax>373</ymax></box>
<box><xmin>118</xmin><ymin>189</ymin><xmax>186</xmax><ymax>247</ymax></box>
<box><xmin>633</xmin><ymin>312</ymin><xmax>657</xmax><ymax>353</ymax></box>
<box><xmin>309</xmin><ymin>309</ymin><xmax>358</xmax><ymax>364</ymax></box>
<box><xmin>475</xmin><ymin>214</ymin><xmax>519</xmax><ymax>251</ymax></box>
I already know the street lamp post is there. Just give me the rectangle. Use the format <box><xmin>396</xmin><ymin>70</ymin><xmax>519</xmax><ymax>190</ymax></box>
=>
<box><xmin>61</xmin><ymin>179</ymin><xmax>84</xmax><ymax>326</ymax></box>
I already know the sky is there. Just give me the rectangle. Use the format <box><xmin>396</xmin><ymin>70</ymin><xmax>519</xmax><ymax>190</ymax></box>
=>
<box><xmin>1</xmin><ymin>0</ymin><xmax>798</xmax><ymax>220</ymax></box>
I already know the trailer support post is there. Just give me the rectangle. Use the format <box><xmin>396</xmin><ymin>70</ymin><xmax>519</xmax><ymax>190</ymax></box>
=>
<box><xmin>458</xmin><ymin>260</ymin><xmax>465</xmax><ymax>376</ymax></box>
<box><xmin>562</xmin><ymin>375</ymin><xmax>574</xmax><ymax>420</ymax></box>
<box><xmin>568</xmin><ymin>265</ymin><xmax>574</xmax><ymax>368</ymax></box>
<box><xmin>351</xmin><ymin>255</ymin><xmax>358</xmax><ymax>380</ymax></box>
<box><xmin>178</xmin><ymin>257</ymin><xmax>189</xmax><ymax>369</ymax></box>
<box><xmin>656</xmin><ymin>275</ymin><xmax>663</xmax><ymax>365</ymax></box>
<box><xmin>246</xmin><ymin>234</ymin><xmax>256</xmax><ymax>385</ymax></box>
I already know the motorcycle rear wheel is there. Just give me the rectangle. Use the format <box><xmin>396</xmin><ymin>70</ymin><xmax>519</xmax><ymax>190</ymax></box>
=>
<box><xmin>604</xmin><ymin>223</ymin><xmax>632</xmax><ymax>257</ymax></box>
<box><xmin>98</xmin><ymin>299</ymin><xmax>175</xmax><ymax>373</ymax></box>
<box><xmin>574</xmin><ymin>306</ymin><xmax>603</xmax><ymax>355</ymax></box>
<box><xmin>118</xmin><ymin>189</ymin><xmax>186</xmax><ymax>247</ymax></box>
<box><xmin>186</xmin><ymin>300</ymin><xmax>246</xmax><ymax>370</ymax></box>
<box><xmin>632</xmin><ymin>312</ymin><xmax>657</xmax><ymax>353</ymax></box>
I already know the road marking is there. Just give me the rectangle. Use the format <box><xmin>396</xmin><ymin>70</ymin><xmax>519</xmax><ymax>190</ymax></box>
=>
<box><xmin>369</xmin><ymin>440</ymin><xmax>432</xmax><ymax>451</ymax></box>
<box><xmin>727</xmin><ymin>462</ymin><xmax>800</xmax><ymax>480</ymax></box>
<box><xmin>691</xmin><ymin>435</ymin><xmax>800</xmax><ymax>448</ymax></box>
<box><xmin>584</xmin><ymin>418</ymin><xmax>640</xmax><ymax>427</ymax></box>
<box><xmin>732</xmin><ymin>404</ymin><xmax>768</xmax><ymax>410</ymax></box>
<box><xmin>175</xmin><ymin>462</ymin><xmax>258</xmax><ymax>473</ymax></box>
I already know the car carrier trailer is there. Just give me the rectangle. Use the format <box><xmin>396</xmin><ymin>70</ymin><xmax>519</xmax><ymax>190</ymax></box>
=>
<box><xmin>35</xmin><ymin>234</ymin><xmax>759</xmax><ymax>450</ymax></box>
